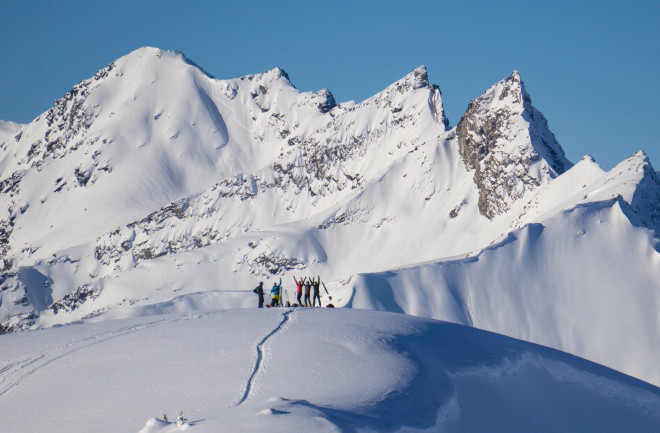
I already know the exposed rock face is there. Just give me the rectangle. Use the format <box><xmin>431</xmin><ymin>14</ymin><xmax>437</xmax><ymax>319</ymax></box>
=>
<box><xmin>0</xmin><ymin>62</ymin><xmax>116</xmax><ymax>270</ymax></box>
<box><xmin>457</xmin><ymin>71</ymin><xmax>571</xmax><ymax>219</ymax></box>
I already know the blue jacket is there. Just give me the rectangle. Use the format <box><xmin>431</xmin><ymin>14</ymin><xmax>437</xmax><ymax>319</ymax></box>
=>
<box><xmin>271</xmin><ymin>278</ymin><xmax>282</xmax><ymax>296</ymax></box>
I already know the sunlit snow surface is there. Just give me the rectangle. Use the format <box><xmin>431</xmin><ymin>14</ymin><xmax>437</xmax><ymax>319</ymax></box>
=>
<box><xmin>2</xmin><ymin>47</ymin><xmax>660</xmax><ymax>429</ymax></box>
<box><xmin>1</xmin><ymin>309</ymin><xmax>659</xmax><ymax>433</ymax></box>
<box><xmin>0</xmin><ymin>120</ymin><xmax>23</xmax><ymax>144</ymax></box>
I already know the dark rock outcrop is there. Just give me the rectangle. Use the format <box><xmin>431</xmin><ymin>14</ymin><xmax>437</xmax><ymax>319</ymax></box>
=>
<box><xmin>457</xmin><ymin>71</ymin><xmax>571</xmax><ymax>219</ymax></box>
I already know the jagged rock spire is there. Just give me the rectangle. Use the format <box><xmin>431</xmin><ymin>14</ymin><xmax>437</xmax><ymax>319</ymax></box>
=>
<box><xmin>363</xmin><ymin>66</ymin><xmax>449</xmax><ymax>129</ymax></box>
<box><xmin>456</xmin><ymin>71</ymin><xmax>572</xmax><ymax>219</ymax></box>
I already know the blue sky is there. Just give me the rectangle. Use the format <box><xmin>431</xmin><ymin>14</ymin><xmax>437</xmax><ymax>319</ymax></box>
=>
<box><xmin>1</xmin><ymin>0</ymin><xmax>658</xmax><ymax>169</ymax></box>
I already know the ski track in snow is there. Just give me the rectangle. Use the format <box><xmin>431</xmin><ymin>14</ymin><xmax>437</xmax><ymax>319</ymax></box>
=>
<box><xmin>232</xmin><ymin>309</ymin><xmax>295</xmax><ymax>407</ymax></box>
<box><xmin>0</xmin><ymin>313</ymin><xmax>206</xmax><ymax>398</ymax></box>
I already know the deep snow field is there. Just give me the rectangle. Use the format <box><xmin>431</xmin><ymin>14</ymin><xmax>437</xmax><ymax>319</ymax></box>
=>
<box><xmin>1</xmin><ymin>308</ymin><xmax>659</xmax><ymax>433</ymax></box>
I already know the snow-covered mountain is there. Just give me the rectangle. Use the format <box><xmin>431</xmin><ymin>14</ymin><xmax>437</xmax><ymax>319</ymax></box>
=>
<box><xmin>1</xmin><ymin>47</ymin><xmax>659</xmax><ymax>390</ymax></box>
<box><xmin>2</xmin><ymin>309</ymin><xmax>659</xmax><ymax>433</ymax></box>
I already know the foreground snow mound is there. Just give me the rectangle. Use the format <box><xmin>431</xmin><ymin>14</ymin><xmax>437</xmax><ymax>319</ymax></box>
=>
<box><xmin>1</xmin><ymin>309</ymin><xmax>658</xmax><ymax>433</ymax></box>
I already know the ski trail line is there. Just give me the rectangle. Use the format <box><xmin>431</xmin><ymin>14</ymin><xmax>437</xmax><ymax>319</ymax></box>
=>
<box><xmin>0</xmin><ymin>312</ymin><xmax>206</xmax><ymax>398</ymax></box>
<box><xmin>233</xmin><ymin>309</ymin><xmax>295</xmax><ymax>407</ymax></box>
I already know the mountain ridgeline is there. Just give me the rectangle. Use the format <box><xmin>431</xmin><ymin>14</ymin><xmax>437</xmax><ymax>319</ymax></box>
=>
<box><xmin>1</xmin><ymin>47</ymin><xmax>659</xmax><ymax>387</ymax></box>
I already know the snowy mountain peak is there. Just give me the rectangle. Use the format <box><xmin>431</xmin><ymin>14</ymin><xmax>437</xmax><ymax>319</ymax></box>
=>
<box><xmin>117</xmin><ymin>46</ymin><xmax>195</xmax><ymax>71</ymax></box>
<box><xmin>264</xmin><ymin>66</ymin><xmax>292</xmax><ymax>84</ymax></box>
<box><xmin>456</xmin><ymin>71</ymin><xmax>572</xmax><ymax>218</ymax></box>
<box><xmin>241</xmin><ymin>66</ymin><xmax>296</xmax><ymax>90</ymax></box>
<box><xmin>406</xmin><ymin>65</ymin><xmax>430</xmax><ymax>90</ymax></box>
<box><xmin>609</xmin><ymin>150</ymin><xmax>654</xmax><ymax>182</ymax></box>
<box><xmin>628</xmin><ymin>150</ymin><xmax>651</xmax><ymax>165</ymax></box>
<box><xmin>382</xmin><ymin>65</ymin><xmax>431</xmax><ymax>96</ymax></box>
<box><xmin>581</xmin><ymin>155</ymin><xmax>597</xmax><ymax>163</ymax></box>
<box><xmin>357</xmin><ymin>65</ymin><xmax>448</xmax><ymax>129</ymax></box>
<box><xmin>606</xmin><ymin>150</ymin><xmax>660</xmax><ymax>232</ymax></box>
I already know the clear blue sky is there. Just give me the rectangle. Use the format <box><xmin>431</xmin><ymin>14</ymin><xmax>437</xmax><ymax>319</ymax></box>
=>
<box><xmin>2</xmin><ymin>0</ymin><xmax>658</xmax><ymax>170</ymax></box>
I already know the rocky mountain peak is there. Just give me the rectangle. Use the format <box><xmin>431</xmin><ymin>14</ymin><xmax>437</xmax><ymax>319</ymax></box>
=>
<box><xmin>384</xmin><ymin>66</ymin><xmax>430</xmax><ymax>96</ymax></box>
<box><xmin>356</xmin><ymin>66</ymin><xmax>448</xmax><ymax>129</ymax></box>
<box><xmin>314</xmin><ymin>88</ymin><xmax>337</xmax><ymax>113</ymax></box>
<box><xmin>456</xmin><ymin>71</ymin><xmax>572</xmax><ymax>219</ymax></box>
<box><xmin>407</xmin><ymin>65</ymin><xmax>430</xmax><ymax>90</ymax></box>
<box><xmin>265</xmin><ymin>67</ymin><xmax>292</xmax><ymax>83</ymax></box>
<box><xmin>499</xmin><ymin>70</ymin><xmax>530</xmax><ymax>107</ymax></box>
<box><xmin>247</xmin><ymin>67</ymin><xmax>295</xmax><ymax>89</ymax></box>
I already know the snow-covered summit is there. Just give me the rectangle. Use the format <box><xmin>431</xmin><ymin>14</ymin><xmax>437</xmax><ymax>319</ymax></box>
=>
<box><xmin>387</xmin><ymin>65</ymin><xmax>432</xmax><ymax>93</ymax></box>
<box><xmin>357</xmin><ymin>65</ymin><xmax>449</xmax><ymax>129</ymax></box>
<box><xmin>604</xmin><ymin>151</ymin><xmax>660</xmax><ymax>232</ymax></box>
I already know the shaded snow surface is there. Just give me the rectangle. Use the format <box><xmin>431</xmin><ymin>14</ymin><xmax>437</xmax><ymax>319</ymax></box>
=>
<box><xmin>1</xmin><ymin>308</ymin><xmax>659</xmax><ymax>433</ymax></box>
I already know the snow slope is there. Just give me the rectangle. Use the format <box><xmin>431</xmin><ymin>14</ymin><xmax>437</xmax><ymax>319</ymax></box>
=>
<box><xmin>349</xmin><ymin>196</ymin><xmax>660</xmax><ymax>385</ymax></box>
<box><xmin>0</xmin><ymin>119</ymin><xmax>23</xmax><ymax>144</ymax></box>
<box><xmin>1</xmin><ymin>47</ymin><xmax>659</xmax><ymax>390</ymax></box>
<box><xmin>1</xmin><ymin>309</ymin><xmax>659</xmax><ymax>433</ymax></box>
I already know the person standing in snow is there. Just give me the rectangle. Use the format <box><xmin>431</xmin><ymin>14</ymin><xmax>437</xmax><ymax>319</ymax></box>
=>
<box><xmin>312</xmin><ymin>276</ymin><xmax>321</xmax><ymax>307</ymax></box>
<box><xmin>270</xmin><ymin>278</ymin><xmax>282</xmax><ymax>307</ymax></box>
<box><xmin>253</xmin><ymin>282</ymin><xmax>264</xmax><ymax>308</ymax></box>
<box><xmin>294</xmin><ymin>276</ymin><xmax>304</xmax><ymax>306</ymax></box>
<box><xmin>303</xmin><ymin>278</ymin><xmax>312</xmax><ymax>307</ymax></box>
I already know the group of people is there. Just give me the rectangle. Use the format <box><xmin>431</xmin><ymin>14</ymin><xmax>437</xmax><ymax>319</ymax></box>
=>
<box><xmin>253</xmin><ymin>276</ymin><xmax>328</xmax><ymax>308</ymax></box>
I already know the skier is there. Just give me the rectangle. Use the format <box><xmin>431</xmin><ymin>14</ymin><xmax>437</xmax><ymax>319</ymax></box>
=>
<box><xmin>253</xmin><ymin>282</ymin><xmax>264</xmax><ymax>308</ymax></box>
<box><xmin>303</xmin><ymin>278</ymin><xmax>312</xmax><ymax>307</ymax></box>
<box><xmin>293</xmin><ymin>276</ymin><xmax>304</xmax><ymax>306</ymax></box>
<box><xmin>270</xmin><ymin>278</ymin><xmax>282</xmax><ymax>307</ymax></box>
<box><xmin>312</xmin><ymin>276</ymin><xmax>321</xmax><ymax>307</ymax></box>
